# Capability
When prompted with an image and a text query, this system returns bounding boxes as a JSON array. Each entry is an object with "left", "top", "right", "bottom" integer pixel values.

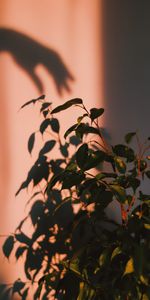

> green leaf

[
  {"left": 110, "top": 184, "right": 126, "bottom": 203},
  {"left": 2, "top": 235, "right": 15, "bottom": 259},
  {"left": 76, "top": 143, "right": 89, "bottom": 169},
  {"left": 90, "top": 108, "right": 104, "bottom": 121},
  {"left": 51, "top": 98, "right": 83, "bottom": 114},
  {"left": 114, "top": 157, "right": 126, "bottom": 174},
  {"left": 113, "top": 144, "right": 135, "bottom": 162},
  {"left": 77, "top": 113, "right": 88, "bottom": 124},
  {"left": 83, "top": 150, "right": 105, "bottom": 170},
  {"left": 20, "top": 95, "right": 45, "bottom": 109},
  {"left": 28, "top": 132, "right": 35, "bottom": 154},
  {"left": 75, "top": 123, "right": 100, "bottom": 139},
  {"left": 125, "top": 132, "right": 136, "bottom": 144}
]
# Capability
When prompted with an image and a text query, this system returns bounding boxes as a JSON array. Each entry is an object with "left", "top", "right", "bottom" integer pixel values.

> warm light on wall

[{"left": 0, "top": 0, "right": 103, "bottom": 288}]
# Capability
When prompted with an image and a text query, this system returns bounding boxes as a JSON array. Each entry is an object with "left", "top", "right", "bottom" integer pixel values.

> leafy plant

[{"left": 1, "top": 95, "right": 150, "bottom": 299}]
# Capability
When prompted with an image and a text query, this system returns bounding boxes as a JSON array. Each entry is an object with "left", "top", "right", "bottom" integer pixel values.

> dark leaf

[
  {"left": 28, "top": 132, "right": 35, "bottom": 154},
  {"left": 22, "top": 288, "right": 29, "bottom": 300},
  {"left": 13, "top": 280, "right": 25, "bottom": 294},
  {"left": 60, "top": 143, "right": 69, "bottom": 157},
  {"left": 125, "top": 132, "right": 136, "bottom": 144},
  {"left": 50, "top": 118, "right": 60, "bottom": 133},
  {"left": 127, "top": 176, "right": 140, "bottom": 192},
  {"left": 30, "top": 200, "right": 45, "bottom": 226},
  {"left": 40, "top": 102, "right": 51, "bottom": 112},
  {"left": 34, "top": 283, "right": 42, "bottom": 300},
  {"left": 114, "top": 157, "right": 126, "bottom": 174},
  {"left": 69, "top": 135, "right": 81, "bottom": 146},
  {"left": 76, "top": 143, "right": 89, "bottom": 169},
  {"left": 62, "top": 172, "right": 85, "bottom": 189},
  {"left": 46, "top": 172, "right": 64, "bottom": 191},
  {"left": 83, "top": 150, "right": 106, "bottom": 170},
  {"left": 40, "top": 119, "right": 50, "bottom": 134},
  {"left": 20, "top": 95, "right": 45, "bottom": 110},
  {"left": 64, "top": 124, "right": 78, "bottom": 139},
  {"left": 43, "top": 110, "right": 49, "bottom": 118},
  {"left": 110, "top": 184, "right": 126, "bottom": 203},
  {"left": 51, "top": 98, "right": 83, "bottom": 114},
  {"left": 75, "top": 123, "right": 100, "bottom": 139},
  {"left": 15, "top": 233, "right": 31, "bottom": 246},
  {"left": 15, "top": 246, "right": 27, "bottom": 260},
  {"left": 90, "top": 108, "right": 104, "bottom": 121},
  {"left": 2, "top": 235, "right": 15, "bottom": 259},
  {"left": 113, "top": 144, "right": 135, "bottom": 162},
  {"left": 39, "top": 140, "right": 56, "bottom": 156},
  {"left": 15, "top": 180, "right": 29, "bottom": 196}
]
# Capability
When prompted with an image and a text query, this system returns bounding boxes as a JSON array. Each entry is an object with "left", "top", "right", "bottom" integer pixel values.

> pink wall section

[{"left": 0, "top": 0, "right": 103, "bottom": 286}]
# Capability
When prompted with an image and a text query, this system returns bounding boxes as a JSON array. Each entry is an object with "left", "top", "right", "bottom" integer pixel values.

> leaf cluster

[{"left": 1, "top": 96, "right": 150, "bottom": 300}]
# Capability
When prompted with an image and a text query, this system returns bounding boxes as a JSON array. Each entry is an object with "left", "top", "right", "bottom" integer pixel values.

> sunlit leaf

[
  {"left": 114, "top": 157, "right": 126, "bottom": 174},
  {"left": 111, "top": 247, "right": 122, "bottom": 260},
  {"left": 123, "top": 258, "right": 134, "bottom": 276}
]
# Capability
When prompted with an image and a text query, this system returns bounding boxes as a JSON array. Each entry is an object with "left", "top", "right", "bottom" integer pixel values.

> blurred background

[{"left": 0, "top": 0, "right": 150, "bottom": 296}]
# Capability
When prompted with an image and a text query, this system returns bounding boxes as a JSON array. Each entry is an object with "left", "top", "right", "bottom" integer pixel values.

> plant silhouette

[
  {"left": 0, "top": 28, "right": 74, "bottom": 94},
  {"left": 1, "top": 96, "right": 150, "bottom": 299}
]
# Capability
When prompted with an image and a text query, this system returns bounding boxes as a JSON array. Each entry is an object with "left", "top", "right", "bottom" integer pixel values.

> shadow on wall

[
  {"left": 0, "top": 28, "right": 74, "bottom": 94},
  {"left": 102, "top": 0, "right": 150, "bottom": 142},
  {"left": 0, "top": 27, "right": 74, "bottom": 299},
  {"left": 0, "top": 26, "right": 74, "bottom": 211}
]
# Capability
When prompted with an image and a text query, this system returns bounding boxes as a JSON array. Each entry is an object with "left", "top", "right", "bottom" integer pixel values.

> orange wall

[{"left": 0, "top": 0, "right": 103, "bottom": 285}]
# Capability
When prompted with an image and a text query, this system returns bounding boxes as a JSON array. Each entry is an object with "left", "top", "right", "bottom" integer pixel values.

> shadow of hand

[{"left": 0, "top": 28, "right": 74, "bottom": 94}]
